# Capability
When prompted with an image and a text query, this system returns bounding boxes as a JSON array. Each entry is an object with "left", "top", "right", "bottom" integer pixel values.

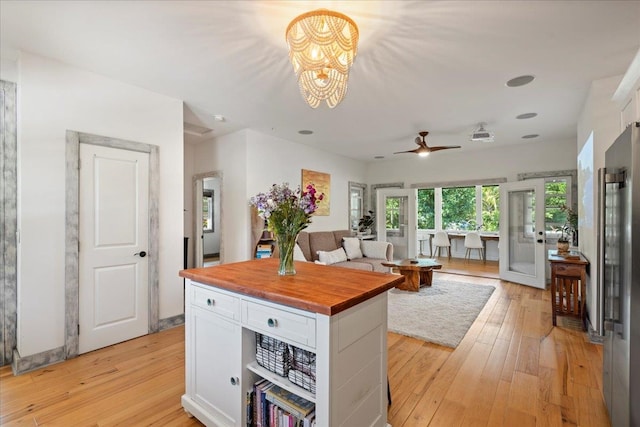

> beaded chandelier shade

[{"left": 286, "top": 9, "right": 359, "bottom": 108}]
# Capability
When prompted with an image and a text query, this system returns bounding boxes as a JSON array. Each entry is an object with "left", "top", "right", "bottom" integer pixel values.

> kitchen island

[{"left": 179, "top": 258, "right": 403, "bottom": 427}]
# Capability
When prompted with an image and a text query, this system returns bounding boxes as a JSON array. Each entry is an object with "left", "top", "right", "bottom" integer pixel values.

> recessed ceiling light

[
  {"left": 213, "top": 115, "right": 225, "bottom": 122},
  {"left": 374, "top": 156, "right": 384, "bottom": 159},
  {"left": 522, "top": 134, "right": 539, "bottom": 139},
  {"left": 298, "top": 130, "right": 313, "bottom": 135},
  {"left": 516, "top": 113, "right": 538, "bottom": 119},
  {"left": 506, "top": 75, "right": 535, "bottom": 87}
]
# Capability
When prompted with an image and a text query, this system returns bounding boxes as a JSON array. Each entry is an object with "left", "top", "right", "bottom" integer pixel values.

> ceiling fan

[{"left": 394, "top": 131, "right": 461, "bottom": 157}]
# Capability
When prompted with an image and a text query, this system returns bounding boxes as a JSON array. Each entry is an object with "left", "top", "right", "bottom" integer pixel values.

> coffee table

[{"left": 381, "top": 258, "right": 442, "bottom": 292}]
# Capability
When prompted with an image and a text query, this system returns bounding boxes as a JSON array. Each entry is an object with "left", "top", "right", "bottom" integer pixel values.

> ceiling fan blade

[
  {"left": 429, "top": 145, "right": 461, "bottom": 152},
  {"left": 394, "top": 148, "right": 421, "bottom": 154}
]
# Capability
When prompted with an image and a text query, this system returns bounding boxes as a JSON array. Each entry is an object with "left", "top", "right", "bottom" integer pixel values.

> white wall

[
  {"left": 366, "top": 139, "right": 577, "bottom": 185},
  {"left": 190, "top": 130, "right": 249, "bottom": 263},
  {"left": 16, "top": 52, "right": 184, "bottom": 357},
  {"left": 184, "top": 129, "right": 367, "bottom": 263},
  {"left": 577, "top": 74, "right": 625, "bottom": 331}
]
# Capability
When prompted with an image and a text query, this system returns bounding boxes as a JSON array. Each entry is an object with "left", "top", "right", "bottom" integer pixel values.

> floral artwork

[{"left": 301, "top": 169, "right": 330, "bottom": 216}]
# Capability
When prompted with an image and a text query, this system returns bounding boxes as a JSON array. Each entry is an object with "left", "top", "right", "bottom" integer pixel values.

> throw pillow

[
  {"left": 342, "top": 237, "right": 363, "bottom": 260},
  {"left": 293, "top": 243, "right": 306, "bottom": 261},
  {"left": 361, "top": 241, "right": 388, "bottom": 260},
  {"left": 317, "top": 247, "right": 348, "bottom": 265}
]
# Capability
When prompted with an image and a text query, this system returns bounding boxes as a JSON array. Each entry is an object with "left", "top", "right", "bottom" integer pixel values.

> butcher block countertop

[{"left": 179, "top": 258, "right": 404, "bottom": 316}]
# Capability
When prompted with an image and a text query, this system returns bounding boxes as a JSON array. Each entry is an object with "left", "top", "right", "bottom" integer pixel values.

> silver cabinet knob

[
  {"left": 206, "top": 298, "right": 214, "bottom": 306},
  {"left": 267, "top": 318, "right": 277, "bottom": 327},
  {"left": 230, "top": 377, "right": 239, "bottom": 386}
]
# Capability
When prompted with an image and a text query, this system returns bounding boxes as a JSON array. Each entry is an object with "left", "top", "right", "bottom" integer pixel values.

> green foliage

[
  {"left": 417, "top": 188, "right": 435, "bottom": 229},
  {"left": 442, "top": 186, "right": 476, "bottom": 229},
  {"left": 481, "top": 185, "right": 500, "bottom": 231}
]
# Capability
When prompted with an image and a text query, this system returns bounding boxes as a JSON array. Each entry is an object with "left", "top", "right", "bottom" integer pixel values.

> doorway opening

[{"left": 193, "top": 172, "right": 223, "bottom": 268}]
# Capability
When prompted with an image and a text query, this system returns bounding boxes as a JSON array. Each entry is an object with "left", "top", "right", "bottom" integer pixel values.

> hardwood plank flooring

[{"left": 0, "top": 260, "right": 608, "bottom": 426}]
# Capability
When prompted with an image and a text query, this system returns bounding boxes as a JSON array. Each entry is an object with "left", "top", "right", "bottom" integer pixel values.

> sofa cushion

[
  {"left": 332, "top": 260, "right": 373, "bottom": 271},
  {"left": 342, "top": 237, "right": 363, "bottom": 260},
  {"left": 296, "top": 232, "right": 312, "bottom": 261},
  {"left": 317, "top": 247, "right": 348, "bottom": 265},
  {"left": 308, "top": 231, "right": 340, "bottom": 261},
  {"left": 361, "top": 240, "right": 391, "bottom": 260},
  {"left": 350, "top": 257, "right": 389, "bottom": 273}
]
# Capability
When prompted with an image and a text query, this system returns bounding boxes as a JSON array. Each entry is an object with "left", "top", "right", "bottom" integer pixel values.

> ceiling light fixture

[{"left": 286, "top": 9, "right": 359, "bottom": 109}]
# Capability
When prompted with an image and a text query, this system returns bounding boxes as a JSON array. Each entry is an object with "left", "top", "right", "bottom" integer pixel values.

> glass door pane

[
  {"left": 376, "top": 188, "right": 417, "bottom": 260},
  {"left": 499, "top": 179, "right": 546, "bottom": 288}
]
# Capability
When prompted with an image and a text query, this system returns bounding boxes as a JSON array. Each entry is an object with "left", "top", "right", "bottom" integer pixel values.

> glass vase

[{"left": 276, "top": 233, "right": 297, "bottom": 276}]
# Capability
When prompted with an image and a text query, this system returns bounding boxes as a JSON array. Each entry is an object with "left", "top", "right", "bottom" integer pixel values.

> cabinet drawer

[
  {"left": 243, "top": 301, "right": 316, "bottom": 348},
  {"left": 192, "top": 285, "right": 240, "bottom": 321},
  {"left": 553, "top": 263, "right": 584, "bottom": 278}
]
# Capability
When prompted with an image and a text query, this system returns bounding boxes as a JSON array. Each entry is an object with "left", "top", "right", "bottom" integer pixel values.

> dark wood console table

[{"left": 548, "top": 250, "right": 588, "bottom": 329}]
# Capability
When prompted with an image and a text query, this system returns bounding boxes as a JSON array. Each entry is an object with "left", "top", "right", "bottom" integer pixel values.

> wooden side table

[{"left": 548, "top": 250, "right": 589, "bottom": 329}]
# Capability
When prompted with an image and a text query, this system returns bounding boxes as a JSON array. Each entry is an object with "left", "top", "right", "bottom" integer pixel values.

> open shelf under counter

[{"left": 246, "top": 360, "right": 316, "bottom": 403}]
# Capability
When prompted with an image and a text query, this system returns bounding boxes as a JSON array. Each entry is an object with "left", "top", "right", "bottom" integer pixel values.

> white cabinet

[
  {"left": 183, "top": 285, "right": 242, "bottom": 427},
  {"left": 182, "top": 278, "right": 390, "bottom": 427}
]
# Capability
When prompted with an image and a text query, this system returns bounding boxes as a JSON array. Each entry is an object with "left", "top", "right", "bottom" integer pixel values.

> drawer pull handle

[
  {"left": 206, "top": 298, "right": 214, "bottom": 306},
  {"left": 267, "top": 318, "right": 278, "bottom": 328},
  {"left": 230, "top": 376, "right": 239, "bottom": 386}
]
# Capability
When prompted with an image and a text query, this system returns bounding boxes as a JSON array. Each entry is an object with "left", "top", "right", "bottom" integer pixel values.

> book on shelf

[
  {"left": 253, "top": 379, "right": 275, "bottom": 427},
  {"left": 257, "top": 243, "right": 273, "bottom": 250},
  {"left": 265, "top": 384, "right": 315, "bottom": 420}
]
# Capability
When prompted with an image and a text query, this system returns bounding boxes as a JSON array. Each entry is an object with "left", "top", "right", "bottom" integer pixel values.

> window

[
  {"left": 417, "top": 188, "right": 435, "bottom": 229},
  {"left": 518, "top": 170, "right": 575, "bottom": 241},
  {"left": 442, "top": 186, "right": 476, "bottom": 230},
  {"left": 385, "top": 197, "right": 401, "bottom": 230},
  {"left": 481, "top": 185, "right": 500, "bottom": 232},
  {"left": 417, "top": 184, "right": 500, "bottom": 231},
  {"left": 203, "top": 190, "right": 213, "bottom": 232},
  {"left": 348, "top": 182, "right": 366, "bottom": 231},
  {"left": 545, "top": 177, "right": 570, "bottom": 239}
]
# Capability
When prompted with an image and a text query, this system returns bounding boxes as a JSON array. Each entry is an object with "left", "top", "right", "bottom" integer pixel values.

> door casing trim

[{"left": 64, "top": 130, "right": 159, "bottom": 359}]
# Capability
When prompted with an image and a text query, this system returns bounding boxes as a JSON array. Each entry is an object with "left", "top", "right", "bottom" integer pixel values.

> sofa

[{"left": 295, "top": 230, "right": 393, "bottom": 273}]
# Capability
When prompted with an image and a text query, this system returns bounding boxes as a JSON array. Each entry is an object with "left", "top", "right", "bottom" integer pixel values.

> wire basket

[
  {"left": 287, "top": 345, "right": 316, "bottom": 394},
  {"left": 255, "top": 333, "right": 289, "bottom": 377}
]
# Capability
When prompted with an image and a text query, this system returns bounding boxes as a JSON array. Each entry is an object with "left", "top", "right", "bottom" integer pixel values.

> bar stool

[{"left": 432, "top": 231, "right": 451, "bottom": 259}]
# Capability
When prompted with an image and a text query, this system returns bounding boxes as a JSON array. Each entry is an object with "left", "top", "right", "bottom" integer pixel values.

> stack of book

[
  {"left": 256, "top": 244, "right": 272, "bottom": 259},
  {"left": 248, "top": 380, "right": 316, "bottom": 427}
]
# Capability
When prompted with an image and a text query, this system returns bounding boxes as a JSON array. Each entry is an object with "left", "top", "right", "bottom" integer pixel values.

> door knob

[{"left": 134, "top": 251, "right": 147, "bottom": 257}]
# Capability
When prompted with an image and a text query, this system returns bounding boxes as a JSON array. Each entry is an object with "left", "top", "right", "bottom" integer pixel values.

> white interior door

[
  {"left": 376, "top": 188, "right": 417, "bottom": 260},
  {"left": 79, "top": 144, "right": 149, "bottom": 353},
  {"left": 499, "top": 179, "right": 546, "bottom": 288}
]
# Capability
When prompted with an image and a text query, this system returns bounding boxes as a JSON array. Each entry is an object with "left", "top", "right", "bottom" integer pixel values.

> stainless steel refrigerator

[{"left": 602, "top": 121, "right": 639, "bottom": 427}]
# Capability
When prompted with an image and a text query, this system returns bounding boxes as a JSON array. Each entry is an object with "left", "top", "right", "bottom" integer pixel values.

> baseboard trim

[
  {"left": 159, "top": 313, "right": 185, "bottom": 331},
  {"left": 9, "top": 315, "right": 184, "bottom": 376},
  {"left": 12, "top": 346, "right": 66, "bottom": 375}
]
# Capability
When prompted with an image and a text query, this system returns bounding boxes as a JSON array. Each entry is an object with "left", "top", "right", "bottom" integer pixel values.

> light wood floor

[{"left": 0, "top": 260, "right": 609, "bottom": 426}]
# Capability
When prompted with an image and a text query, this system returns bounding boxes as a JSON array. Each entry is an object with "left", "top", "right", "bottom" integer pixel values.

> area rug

[{"left": 387, "top": 279, "right": 495, "bottom": 348}]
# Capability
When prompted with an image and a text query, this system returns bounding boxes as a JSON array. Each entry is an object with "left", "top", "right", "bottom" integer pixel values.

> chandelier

[{"left": 285, "top": 9, "right": 359, "bottom": 108}]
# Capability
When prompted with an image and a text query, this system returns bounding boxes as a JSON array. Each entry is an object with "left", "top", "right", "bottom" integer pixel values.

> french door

[
  {"left": 499, "top": 179, "right": 546, "bottom": 288},
  {"left": 376, "top": 188, "right": 417, "bottom": 260}
]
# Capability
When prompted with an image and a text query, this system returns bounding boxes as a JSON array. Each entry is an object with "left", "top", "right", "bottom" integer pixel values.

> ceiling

[{"left": 1, "top": 1, "right": 639, "bottom": 161}]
